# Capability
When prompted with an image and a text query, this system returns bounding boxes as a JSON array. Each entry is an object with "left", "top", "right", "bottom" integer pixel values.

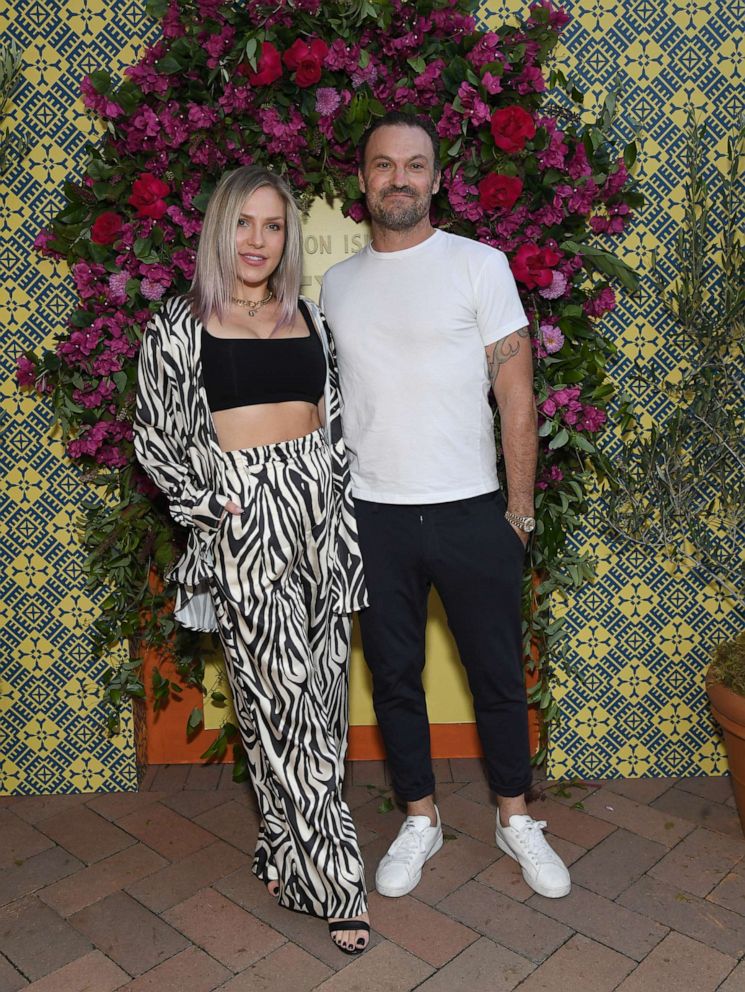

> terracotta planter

[{"left": 706, "top": 676, "right": 745, "bottom": 835}]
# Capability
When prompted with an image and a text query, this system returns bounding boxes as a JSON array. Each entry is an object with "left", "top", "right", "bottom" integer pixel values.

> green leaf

[
  {"left": 244, "top": 37, "right": 258, "bottom": 68},
  {"left": 132, "top": 237, "right": 152, "bottom": 260},
  {"left": 377, "top": 797, "right": 394, "bottom": 813},
  {"left": 538, "top": 419, "right": 553, "bottom": 437},
  {"left": 157, "top": 53, "right": 183, "bottom": 75},
  {"left": 88, "top": 70, "right": 111, "bottom": 95},
  {"left": 187, "top": 706, "right": 203, "bottom": 733},
  {"left": 232, "top": 747, "right": 249, "bottom": 782},
  {"left": 572, "top": 433, "right": 596, "bottom": 452},
  {"left": 146, "top": 0, "right": 169, "bottom": 18},
  {"left": 113, "top": 371, "right": 128, "bottom": 393},
  {"left": 623, "top": 141, "right": 637, "bottom": 170},
  {"left": 549, "top": 428, "right": 569, "bottom": 449},
  {"left": 192, "top": 191, "right": 213, "bottom": 213}
]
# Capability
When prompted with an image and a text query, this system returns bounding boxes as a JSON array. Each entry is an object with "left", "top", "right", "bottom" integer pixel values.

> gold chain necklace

[{"left": 230, "top": 290, "right": 273, "bottom": 316}]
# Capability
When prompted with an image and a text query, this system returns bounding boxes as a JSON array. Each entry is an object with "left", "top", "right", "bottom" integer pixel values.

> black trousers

[{"left": 354, "top": 490, "right": 533, "bottom": 801}]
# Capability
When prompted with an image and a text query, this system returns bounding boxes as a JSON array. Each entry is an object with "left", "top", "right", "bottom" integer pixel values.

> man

[{"left": 321, "top": 111, "right": 570, "bottom": 900}]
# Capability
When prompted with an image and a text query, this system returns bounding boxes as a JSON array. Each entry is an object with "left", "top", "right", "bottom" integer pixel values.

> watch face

[{"left": 523, "top": 518, "right": 536, "bottom": 532}]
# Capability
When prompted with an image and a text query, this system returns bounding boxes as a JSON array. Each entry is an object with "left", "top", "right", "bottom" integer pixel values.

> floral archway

[{"left": 19, "top": 0, "right": 639, "bottom": 757}]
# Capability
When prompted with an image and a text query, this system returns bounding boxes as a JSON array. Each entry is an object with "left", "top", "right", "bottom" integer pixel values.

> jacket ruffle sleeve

[{"left": 133, "top": 306, "right": 228, "bottom": 632}]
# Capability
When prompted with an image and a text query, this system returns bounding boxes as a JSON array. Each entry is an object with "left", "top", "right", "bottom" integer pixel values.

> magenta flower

[
  {"left": 436, "top": 104, "right": 463, "bottom": 138},
  {"left": 536, "top": 464, "right": 564, "bottom": 490},
  {"left": 604, "top": 161, "right": 629, "bottom": 197},
  {"left": 80, "top": 76, "right": 123, "bottom": 119},
  {"left": 447, "top": 172, "right": 483, "bottom": 222},
  {"left": 315, "top": 87, "right": 342, "bottom": 116},
  {"left": 107, "top": 272, "right": 129, "bottom": 306},
  {"left": 72, "top": 380, "right": 116, "bottom": 409},
  {"left": 467, "top": 32, "right": 503, "bottom": 70},
  {"left": 584, "top": 287, "right": 617, "bottom": 317},
  {"left": 72, "top": 261, "right": 107, "bottom": 300},
  {"left": 140, "top": 279, "right": 167, "bottom": 301},
  {"left": 16, "top": 354, "right": 37, "bottom": 388},
  {"left": 324, "top": 39, "right": 360, "bottom": 73},
  {"left": 457, "top": 83, "right": 490, "bottom": 127},
  {"left": 540, "top": 322, "right": 564, "bottom": 354},
  {"left": 578, "top": 405, "right": 607, "bottom": 432},
  {"left": 516, "top": 66, "right": 545, "bottom": 94},
  {"left": 528, "top": 0, "right": 571, "bottom": 29},
  {"left": 346, "top": 201, "right": 367, "bottom": 223},
  {"left": 538, "top": 270, "right": 568, "bottom": 299},
  {"left": 540, "top": 386, "right": 583, "bottom": 424},
  {"left": 567, "top": 143, "right": 592, "bottom": 179},
  {"left": 481, "top": 71, "right": 502, "bottom": 95},
  {"left": 202, "top": 25, "right": 236, "bottom": 68}
]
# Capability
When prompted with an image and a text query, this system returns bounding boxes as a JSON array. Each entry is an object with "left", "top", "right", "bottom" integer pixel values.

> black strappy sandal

[{"left": 328, "top": 919, "right": 370, "bottom": 955}]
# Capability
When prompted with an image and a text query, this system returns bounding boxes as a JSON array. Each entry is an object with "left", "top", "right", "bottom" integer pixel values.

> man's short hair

[{"left": 358, "top": 111, "right": 441, "bottom": 172}]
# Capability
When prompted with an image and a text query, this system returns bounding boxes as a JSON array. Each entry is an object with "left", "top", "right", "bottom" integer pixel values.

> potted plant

[{"left": 706, "top": 632, "right": 745, "bottom": 834}]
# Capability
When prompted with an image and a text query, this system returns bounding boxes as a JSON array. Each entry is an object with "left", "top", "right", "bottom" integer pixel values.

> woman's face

[{"left": 234, "top": 185, "right": 286, "bottom": 291}]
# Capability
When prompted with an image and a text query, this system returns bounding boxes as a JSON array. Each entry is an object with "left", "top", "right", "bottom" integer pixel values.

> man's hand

[{"left": 507, "top": 519, "right": 529, "bottom": 547}]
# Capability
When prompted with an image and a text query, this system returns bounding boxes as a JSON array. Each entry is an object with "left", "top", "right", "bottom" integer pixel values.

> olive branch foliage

[{"left": 606, "top": 115, "right": 744, "bottom": 605}]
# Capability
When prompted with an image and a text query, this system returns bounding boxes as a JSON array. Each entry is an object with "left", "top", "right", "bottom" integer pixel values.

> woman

[{"left": 134, "top": 166, "right": 370, "bottom": 954}]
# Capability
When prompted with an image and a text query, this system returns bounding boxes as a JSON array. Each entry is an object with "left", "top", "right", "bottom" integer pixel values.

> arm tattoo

[{"left": 487, "top": 327, "right": 528, "bottom": 389}]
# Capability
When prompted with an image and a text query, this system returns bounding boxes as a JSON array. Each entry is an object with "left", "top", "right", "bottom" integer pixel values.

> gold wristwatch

[{"left": 504, "top": 510, "right": 536, "bottom": 534}]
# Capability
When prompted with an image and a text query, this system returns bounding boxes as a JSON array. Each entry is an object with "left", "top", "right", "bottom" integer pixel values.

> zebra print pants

[{"left": 209, "top": 429, "right": 367, "bottom": 920}]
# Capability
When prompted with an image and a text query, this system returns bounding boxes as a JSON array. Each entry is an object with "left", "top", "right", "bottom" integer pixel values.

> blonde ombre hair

[{"left": 189, "top": 166, "right": 302, "bottom": 330}]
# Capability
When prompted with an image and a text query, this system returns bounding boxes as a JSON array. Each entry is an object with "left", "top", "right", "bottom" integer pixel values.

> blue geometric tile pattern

[{"left": 0, "top": 1, "right": 158, "bottom": 795}]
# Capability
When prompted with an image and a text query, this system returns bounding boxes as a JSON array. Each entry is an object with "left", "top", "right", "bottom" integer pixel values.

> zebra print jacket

[{"left": 134, "top": 294, "right": 368, "bottom": 631}]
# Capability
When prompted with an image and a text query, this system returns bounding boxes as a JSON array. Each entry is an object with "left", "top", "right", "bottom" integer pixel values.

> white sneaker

[
  {"left": 375, "top": 808, "right": 443, "bottom": 897},
  {"left": 495, "top": 811, "right": 571, "bottom": 898}
]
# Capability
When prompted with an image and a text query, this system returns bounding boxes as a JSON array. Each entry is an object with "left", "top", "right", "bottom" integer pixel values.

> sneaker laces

[
  {"left": 514, "top": 818, "right": 551, "bottom": 865},
  {"left": 387, "top": 820, "right": 430, "bottom": 865}
]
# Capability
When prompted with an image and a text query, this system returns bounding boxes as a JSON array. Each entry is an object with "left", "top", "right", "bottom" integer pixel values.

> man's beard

[{"left": 367, "top": 186, "right": 431, "bottom": 232}]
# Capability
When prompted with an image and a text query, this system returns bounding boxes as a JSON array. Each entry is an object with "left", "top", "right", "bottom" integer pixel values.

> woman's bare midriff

[{"left": 212, "top": 400, "right": 323, "bottom": 451}]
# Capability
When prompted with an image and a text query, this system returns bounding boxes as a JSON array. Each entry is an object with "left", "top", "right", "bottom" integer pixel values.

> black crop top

[{"left": 201, "top": 301, "right": 326, "bottom": 412}]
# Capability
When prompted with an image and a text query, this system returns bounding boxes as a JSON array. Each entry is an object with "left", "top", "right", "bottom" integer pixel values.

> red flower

[
  {"left": 238, "top": 41, "right": 283, "bottom": 86},
  {"left": 90, "top": 211, "right": 124, "bottom": 245},
  {"left": 510, "top": 243, "right": 562, "bottom": 289},
  {"left": 477, "top": 173, "right": 523, "bottom": 212},
  {"left": 128, "top": 173, "right": 170, "bottom": 219},
  {"left": 283, "top": 38, "right": 328, "bottom": 88},
  {"left": 490, "top": 105, "right": 536, "bottom": 154}
]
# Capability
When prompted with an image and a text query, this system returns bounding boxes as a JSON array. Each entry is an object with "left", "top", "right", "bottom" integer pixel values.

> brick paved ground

[{"left": 1, "top": 763, "right": 744, "bottom": 991}]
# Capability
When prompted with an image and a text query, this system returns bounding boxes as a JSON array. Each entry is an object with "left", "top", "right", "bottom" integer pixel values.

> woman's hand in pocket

[{"left": 223, "top": 499, "right": 243, "bottom": 516}]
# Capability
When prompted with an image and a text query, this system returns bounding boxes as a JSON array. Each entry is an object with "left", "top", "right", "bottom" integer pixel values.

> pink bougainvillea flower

[
  {"left": 584, "top": 286, "right": 617, "bottom": 317},
  {"left": 481, "top": 71, "right": 502, "bottom": 95},
  {"left": 536, "top": 464, "right": 564, "bottom": 490},
  {"left": 578, "top": 405, "right": 607, "bottom": 432},
  {"left": 16, "top": 354, "right": 37, "bottom": 388},
  {"left": 490, "top": 105, "right": 536, "bottom": 153}
]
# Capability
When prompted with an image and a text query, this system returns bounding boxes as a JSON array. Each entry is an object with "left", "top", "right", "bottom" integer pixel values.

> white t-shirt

[{"left": 320, "top": 229, "right": 528, "bottom": 504}]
